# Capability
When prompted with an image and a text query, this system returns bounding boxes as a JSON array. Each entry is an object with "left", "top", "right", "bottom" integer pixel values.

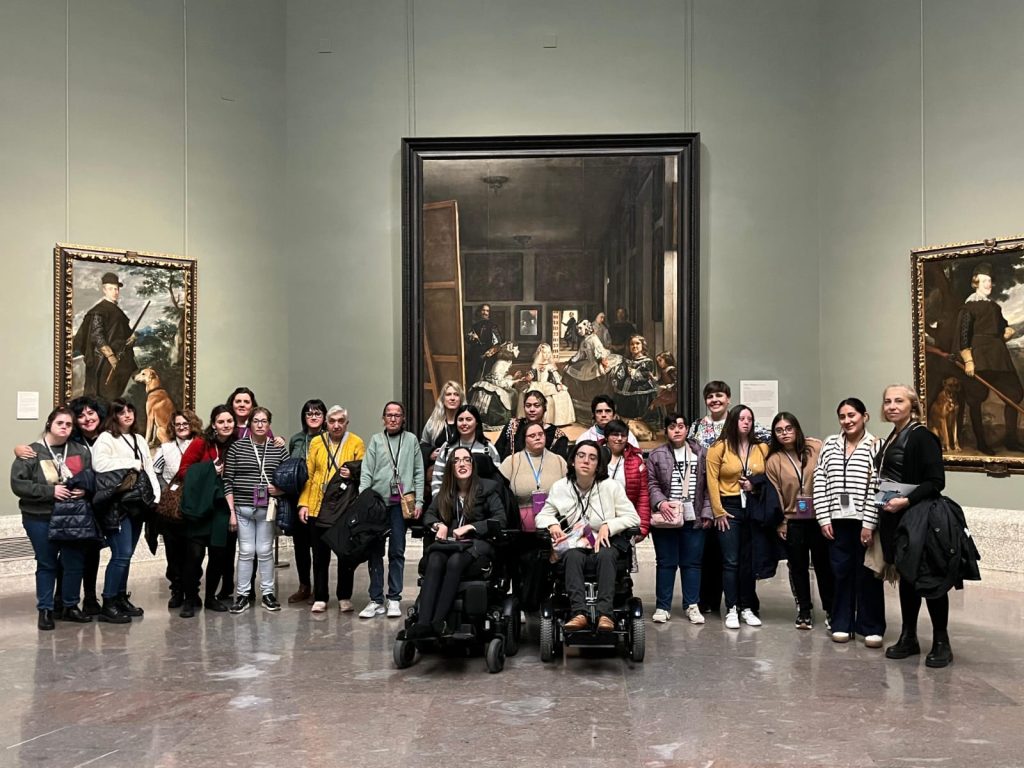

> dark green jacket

[{"left": 181, "top": 461, "right": 230, "bottom": 547}]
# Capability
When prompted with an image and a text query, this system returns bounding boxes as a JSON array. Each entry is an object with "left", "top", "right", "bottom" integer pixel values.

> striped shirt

[
  {"left": 812, "top": 431, "right": 879, "bottom": 529},
  {"left": 223, "top": 436, "right": 288, "bottom": 504},
  {"left": 668, "top": 445, "right": 698, "bottom": 501}
]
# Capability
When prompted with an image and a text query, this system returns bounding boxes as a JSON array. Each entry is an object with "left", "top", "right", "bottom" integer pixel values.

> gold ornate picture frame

[
  {"left": 54, "top": 243, "right": 197, "bottom": 447},
  {"left": 912, "top": 235, "right": 1024, "bottom": 474}
]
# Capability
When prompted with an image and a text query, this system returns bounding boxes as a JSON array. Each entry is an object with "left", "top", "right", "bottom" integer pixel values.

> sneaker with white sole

[
  {"left": 831, "top": 631, "right": 851, "bottom": 643},
  {"left": 311, "top": 601, "right": 327, "bottom": 613},
  {"left": 652, "top": 608, "right": 670, "bottom": 623},
  {"left": 686, "top": 604, "right": 706, "bottom": 625},
  {"left": 359, "top": 602, "right": 385, "bottom": 619},
  {"left": 725, "top": 606, "right": 740, "bottom": 629},
  {"left": 338, "top": 600, "right": 354, "bottom": 613},
  {"left": 386, "top": 599, "right": 402, "bottom": 618},
  {"left": 740, "top": 608, "right": 762, "bottom": 627},
  {"left": 864, "top": 634, "right": 883, "bottom": 648}
]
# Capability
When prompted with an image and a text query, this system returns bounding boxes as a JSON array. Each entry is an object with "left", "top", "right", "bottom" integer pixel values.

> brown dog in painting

[
  {"left": 929, "top": 376, "right": 962, "bottom": 452},
  {"left": 133, "top": 367, "right": 176, "bottom": 446}
]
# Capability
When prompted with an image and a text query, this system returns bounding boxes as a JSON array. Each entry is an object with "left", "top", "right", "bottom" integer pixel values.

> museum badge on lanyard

[
  {"left": 785, "top": 451, "right": 815, "bottom": 519},
  {"left": 385, "top": 432, "right": 405, "bottom": 501},
  {"left": 739, "top": 444, "right": 752, "bottom": 509},
  {"left": 673, "top": 446, "right": 697, "bottom": 522},
  {"left": 524, "top": 451, "right": 548, "bottom": 532},
  {"left": 837, "top": 437, "right": 870, "bottom": 518},
  {"left": 251, "top": 438, "right": 270, "bottom": 507}
]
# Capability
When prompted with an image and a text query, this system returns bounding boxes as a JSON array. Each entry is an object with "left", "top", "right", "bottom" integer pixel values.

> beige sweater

[{"left": 499, "top": 449, "right": 567, "bottom": 506}]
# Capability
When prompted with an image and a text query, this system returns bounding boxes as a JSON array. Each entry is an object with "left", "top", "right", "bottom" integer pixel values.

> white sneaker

[
  {"left": 741, "top": 608, "right": 762, "bottom": 627},
  {"left": 358, "top": 602, "right": 385, "bottom": 619},
  {"left": 310, "top": 601, "right": 327, "bottom": 613},
  {"left": 725, "top": 607, "right": 740, "bottom": 629},
  {"left": 386, "top": 599, "right": 402, "bottom": 618},
  {"left": 864, "top": 634, "right": 883, "bottom": 648},
  {"left": 831, "top": 631, "right": 851, "bottom": 643},
  {"left": 652, "top": 609, "right": 670, "bottom": 623},
  {"left": 338, "top": 600, "right": 354, "bottom": 613},
  {"left": 686, "top": 605, "right": 706, "bottom": 625}
]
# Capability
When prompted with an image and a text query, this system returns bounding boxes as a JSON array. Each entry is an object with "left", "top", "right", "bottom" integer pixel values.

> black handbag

[{"left": 120, "top": 470, "right": 156, "bottom": 517}]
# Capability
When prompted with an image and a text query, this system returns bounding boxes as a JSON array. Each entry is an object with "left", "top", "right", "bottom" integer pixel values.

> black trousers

[
  {"left": 184, "top": 536, "right": 228, "bottom": 601},
  {"left": 785, "top": 518, "right": 835, "bottom": 614},
  {"left": 162, "top": 521, "right": 189, "bottom": 593},
  {"left": 416, "top": 549, "right": 481, "bottom": 626},
  {"left": 291, "top": 516, "right": 313, "bottom": 588},
  {"left": 310, "top": 525, "right": 354, "bottom": 603},
  {"left": 219, "top": 530, "right": 237, "bottom": 596},
  {"left": 699, "top": 528, "right": 723, "bottom": 612},
  {"left": 563, "top": 546, "right": 619, "bottom": 617}
]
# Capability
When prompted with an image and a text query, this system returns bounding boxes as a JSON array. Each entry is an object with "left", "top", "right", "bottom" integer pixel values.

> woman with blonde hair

[{"left": 873, "top": 384, "right": 951, "bottom": 667}]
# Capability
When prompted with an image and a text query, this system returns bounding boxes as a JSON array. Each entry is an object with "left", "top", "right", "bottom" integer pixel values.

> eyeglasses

[
  {"left": 384, "top": 413, "right": 404, "bottom": 420},
  {"left": 452, "top": 457, "right": 474, "bottom": 465},
  {"left": 304, "top": 410, "right": 324, "bottom": 418},
  {"left": 774, "top": 425, "right": 795, "bottom": 435},
  {"left": 174, "top": 422, "right": 190, "bottom": 429},
  {"left": 251, "top": 418, "right": 269, "bottom": 425}
]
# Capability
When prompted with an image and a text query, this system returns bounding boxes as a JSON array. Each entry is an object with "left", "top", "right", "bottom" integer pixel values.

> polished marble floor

[{"left": 1, "top": 560, "right": 1021, "bottom": 768}]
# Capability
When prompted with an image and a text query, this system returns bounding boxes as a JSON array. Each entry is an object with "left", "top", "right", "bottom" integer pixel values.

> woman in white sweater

[
  {"left": 534, "top": 439, "right": 640, "bottom": 632},
  {"left": 92, "top": 398, "right": 160, "bottom": 623}
]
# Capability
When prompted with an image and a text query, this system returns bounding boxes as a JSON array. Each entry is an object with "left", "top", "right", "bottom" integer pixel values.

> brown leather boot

[
  {"left": 287, "top": 584, "right": 311, "bottom": 604},
  {"left": 564, "top": 614, "right": 589, "bottom": 631},
  {"left": 597, "top": 615, "right": 615, "bottom": 631}
]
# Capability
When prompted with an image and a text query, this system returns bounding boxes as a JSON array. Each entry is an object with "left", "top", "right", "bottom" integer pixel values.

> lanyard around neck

[
  {"left": 524, "top": 450, "right": 545, "bottom": 489},
  {"left": 782, "top": 450, "right": 806, "bottom": 493},
  {"left": 249, "top": 437, "right": 269, "bottom": 483}
]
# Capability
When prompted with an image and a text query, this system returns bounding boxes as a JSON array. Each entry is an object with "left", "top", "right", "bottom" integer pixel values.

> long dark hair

[
  {"left": 203, "top": 404, "right": 238, "bottom": 446},
  {"left": 768, "top": 411, "right": 809, "bottom": 463},
  {"left": 103, "top": 398, "right": 138, "bottom": 437},
  {"left": 716, "top": 404, "right": 760, "bottom": 456},
  {"left": 300, "top": 399, "right": 327, "bottom": 433},
  {"left": 454, "top": 404, "right": 488, "bottom": 445},
  {"left": 435, "top": 446, "right": 479, "bottom": 525},
  {"left": 567, "top": 439, "right": 609, "bottom": 484}
]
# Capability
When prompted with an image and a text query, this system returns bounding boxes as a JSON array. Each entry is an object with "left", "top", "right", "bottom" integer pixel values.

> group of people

[{"left": 12, "top": 375, "right": 963, "bottom": 669}]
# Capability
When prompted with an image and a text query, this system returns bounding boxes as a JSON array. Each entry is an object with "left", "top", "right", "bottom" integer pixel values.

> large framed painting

[
  {"left": 54, "top": 243, "right": 197, "bottom": 447},
  {"left": 403, "top": 134, "right": 700, "bottom": 438},
  {"left": 913, "top": 235, "right": 1024, "bottom": 474}
]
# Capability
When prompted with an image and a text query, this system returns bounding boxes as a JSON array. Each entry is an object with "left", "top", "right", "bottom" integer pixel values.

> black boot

[
  {"left": 116, "top": 593, "right": 144, "bottom": 617},
  {"left": 58, "top": 604, "right": 92, "bottom": 623},
  {"left": 37, "top": 609, "right": 55, "bottom": 631},
  {"left": 97, "top": 597, "right": 131, "bottom": 624},
  {"left": 179, "top": 596, "right": 198, "bottom": 619},
  {"left": 168, "top": 590, "right": 185, "bottom": 609},
  {"left": 204, "top": 595, "right": 227, "bottom": 613},
  {"left": 885, "top": 629, "right": 921, "bottom": 659},
  {"left": 83, "top": 595, "right": 101, "bottom": 616},
  {"left": 925, "top": 632, "right": 954, "bottom": 668}
]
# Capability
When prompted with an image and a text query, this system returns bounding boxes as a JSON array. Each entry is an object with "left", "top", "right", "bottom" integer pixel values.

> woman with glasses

[
  {"left": 706, "top": 404, "right": 769, "bottom": 629},
  {"left": 286, "top": 398, "right": 327, "bottom": 604},
  {"left": 413, "top": 447, "right": 506, "bottom": 637},
  {"left": 153, "top": 409, "right": 202, "bottom": 610},
  {"left": 535, "top": 440, "right": 640, "bottom": 632},
  {"left": 224, "top": 407, "right": 289, "bottom": 613},
  {"left": 766, "top": 412, "right": 832, "bottom": 631}
]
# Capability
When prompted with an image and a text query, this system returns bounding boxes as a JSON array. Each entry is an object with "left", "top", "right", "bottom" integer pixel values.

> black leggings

[
  {"left": 184, "top": 536, "right": 229, "bottom": 601},
  {"left": 898, "top": 578, "right": 949, "bottom": 635},
  {"left": 416, "top": 549, "right": 481, "bottom": 626},
  {"left": 311, "top": 525, "right": 355, "bottom": 602}
]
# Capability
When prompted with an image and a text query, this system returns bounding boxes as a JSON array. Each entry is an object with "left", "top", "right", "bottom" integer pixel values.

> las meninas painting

[
  {"left": 54, "top": 244, "right": 197, "bottom": 447},
  {"left": 914, "top": 236, "right": 1024, "bottom": 472}
]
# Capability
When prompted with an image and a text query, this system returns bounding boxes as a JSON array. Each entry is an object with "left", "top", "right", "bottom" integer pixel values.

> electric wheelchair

[{"left": 538, "top": 527, "right": 645, "bottom": 663}]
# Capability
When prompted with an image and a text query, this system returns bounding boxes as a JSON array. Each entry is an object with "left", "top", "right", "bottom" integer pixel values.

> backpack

[{"left": 322, "top": 488, "right": 390, "bottom": 564}]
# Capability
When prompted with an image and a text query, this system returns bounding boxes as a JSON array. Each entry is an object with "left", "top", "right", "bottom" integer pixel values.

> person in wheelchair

[
  {"left": 410, "top": 446, "right": 507, "bottom": 638},
  {"left": 535, "top": 440, "right": 640, "bottom": 632}
]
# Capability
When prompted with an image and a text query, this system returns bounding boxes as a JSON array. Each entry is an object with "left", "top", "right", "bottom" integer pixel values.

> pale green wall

[
  {"left": 818, "top": 0, "right": 1024, "bottom": 508},
  {"left": 0, "top": 0, "right": 288, "bottom": 512}
]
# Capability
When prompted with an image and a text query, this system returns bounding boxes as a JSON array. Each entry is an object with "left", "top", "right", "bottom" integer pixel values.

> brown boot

[
  {"left": 287, "top": 585, "right": 311, "bottom": 604},
  {"left": 564, "top": 614, "right": 589, "bottom": 631},
  {"left": 597, "top": 615, "right": 614, "bottom": 631}
]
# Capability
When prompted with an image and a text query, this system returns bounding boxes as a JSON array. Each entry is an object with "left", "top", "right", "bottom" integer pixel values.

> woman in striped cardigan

[{"left": 812, "top": 397, "right": 884, "bottom": 647}]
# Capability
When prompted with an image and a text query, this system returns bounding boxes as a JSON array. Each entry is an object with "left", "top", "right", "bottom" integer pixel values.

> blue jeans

[
  {"left": 235, "top": 505, "right": 275, "bottom": 596},
  {"left": 23, "top": 517, "right": 86, "bottom": 610},
  {"left": 830, "top": 520, "right": 885, "bottom": 636},
  {"left": 716, "top": 495, "right": 758, "bottom": 613},
  {"left": 103, "top": 516, "right": 142, "bottom": 599},
  {"left": 651, "top": 522, "right": 705, "bottom": 610},
  {"left": 369, "top": 504, "right": 406, "bottom": 603}
]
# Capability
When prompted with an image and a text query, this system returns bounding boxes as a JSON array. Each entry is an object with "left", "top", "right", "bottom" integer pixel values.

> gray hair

[{"left": 326, "top": 405, "right": 348, "bottom": 420}]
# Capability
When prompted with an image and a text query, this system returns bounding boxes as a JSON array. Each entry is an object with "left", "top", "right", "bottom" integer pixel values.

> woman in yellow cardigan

[
  {"left": 298, "top": 405, "right": 365, "bottom": 613},
  {"left": 706, "top": 404, "right": 769, "bottom": 630}
]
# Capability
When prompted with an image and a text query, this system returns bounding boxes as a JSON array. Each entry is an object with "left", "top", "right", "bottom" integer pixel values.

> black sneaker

[
  {"left": 795, "top": 611, "right": 813, "bottom": 630},
  {"left": 261, "top": 594, "right": 282, "bottom": 612},
  {"left": 824, "top": 613, "right": 832, "bottom": 632},
  {"left": 168, "top": 591, "right": 185, "bottom": 609},
  {"left": 229, "top": 595, "right": 250, "bottom": 614},
  {"left": 204, "top": 597, "right": 228, "bottom": 613}
]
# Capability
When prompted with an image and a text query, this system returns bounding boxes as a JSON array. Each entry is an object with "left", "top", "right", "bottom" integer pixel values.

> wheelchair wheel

[
  {"left": 539, "top": 616, "right": 556, "bottom": 663},
  {"left": 485, "top": 636, "right": 506, "bottom": 673},
  {"left": 393, "top": 638, "right": 416, "bottom": 669},
  {"left": 629, "top": 617, "right": 645, "bottom": 662}
]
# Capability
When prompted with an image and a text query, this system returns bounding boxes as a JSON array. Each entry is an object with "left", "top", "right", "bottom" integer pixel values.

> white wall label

[
  {"left": 740, "top": 380, "right": 778, "bottom": 427},
  {"left": 16, "top": 391, "right": 39, "bottom": 420}
]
